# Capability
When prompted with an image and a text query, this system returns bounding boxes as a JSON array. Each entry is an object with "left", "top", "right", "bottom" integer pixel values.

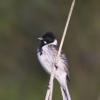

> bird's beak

[{"left": 38, "top": 37, "right": 43, "bottom": 40}]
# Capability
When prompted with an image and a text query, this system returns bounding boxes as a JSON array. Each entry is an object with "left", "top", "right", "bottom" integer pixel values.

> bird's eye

[{"left": 44, "top": 41, "right": 47, "bottom": 44}]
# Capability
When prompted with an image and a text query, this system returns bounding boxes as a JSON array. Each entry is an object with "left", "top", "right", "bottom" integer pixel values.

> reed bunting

[{"left": 37, "top": 32, "right": 71, "bottom": 100}]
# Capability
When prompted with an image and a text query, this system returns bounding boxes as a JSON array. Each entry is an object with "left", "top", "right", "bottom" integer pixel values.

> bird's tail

[
  {"left": 56, "top": 72, "right": 71, "bottom": 100},
  {"left": 60, "top": 83, "right": 71, "bottom": 100}
]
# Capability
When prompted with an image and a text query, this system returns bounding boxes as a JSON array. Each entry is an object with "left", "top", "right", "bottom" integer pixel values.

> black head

[
  {"left": 42, "top": 32, "right": 56, "bottom": 43},
  {"left": 38, "top": 32, "right": 56, "bottom": 46}
]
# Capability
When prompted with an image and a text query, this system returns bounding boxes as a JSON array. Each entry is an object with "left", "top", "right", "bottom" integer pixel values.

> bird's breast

[{"left": 37, "top": 45, "right": 68, "bottom": 75}]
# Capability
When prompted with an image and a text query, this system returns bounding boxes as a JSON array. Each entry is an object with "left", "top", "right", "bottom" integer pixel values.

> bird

[{"left": 37, "top": 32, "right": 71, "bottom": 100}]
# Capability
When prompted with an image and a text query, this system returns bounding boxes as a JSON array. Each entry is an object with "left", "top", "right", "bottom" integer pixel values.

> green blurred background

[{"left": 0, "top": 0, "right": 100, "bottom": 100}]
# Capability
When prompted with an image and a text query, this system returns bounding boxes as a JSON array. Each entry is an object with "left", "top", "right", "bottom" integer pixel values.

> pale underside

[{"left": 37, "top": 44, "right": 69, "bottom": 82}]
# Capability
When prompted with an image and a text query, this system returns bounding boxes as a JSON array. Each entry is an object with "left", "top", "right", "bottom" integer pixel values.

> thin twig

[
  {"left": 45, "top": 0, "right": 75, "bottom": 100},
  {"left": 49, "top": 71, "right": 54, "bottom": 100},
  {"left": 58, "top": 0, "right": 75, "bottom": 56},
  {"left": 45, "top": 68, "right": 55, "bottom": 100}
]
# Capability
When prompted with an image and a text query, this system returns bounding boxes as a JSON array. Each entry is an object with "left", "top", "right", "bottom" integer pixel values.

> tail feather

[
  {"left": 60, "top": 83, "right": 71, "bottom": 100},
  {"left": 55, "top": 71, "right": 71, "bottom": 100}
]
